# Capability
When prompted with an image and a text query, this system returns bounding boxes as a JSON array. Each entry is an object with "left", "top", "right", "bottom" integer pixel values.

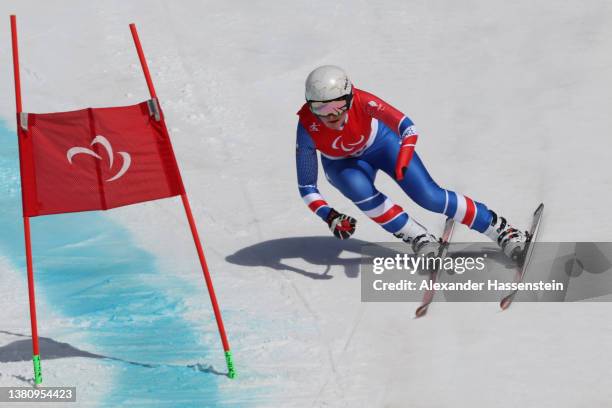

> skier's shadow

[{"left": 226, "top": 236, "right": 399, "bottom": 279}]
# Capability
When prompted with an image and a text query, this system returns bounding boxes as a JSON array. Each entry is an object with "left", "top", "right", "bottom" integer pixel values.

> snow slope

[{"left": 1, "top": 1, "right": 612, "bottom": 407}]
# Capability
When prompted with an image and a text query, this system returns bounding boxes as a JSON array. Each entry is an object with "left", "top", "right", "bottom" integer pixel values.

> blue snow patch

[{"left": 0, "top": 122, "right": 235, "bottom": 407}]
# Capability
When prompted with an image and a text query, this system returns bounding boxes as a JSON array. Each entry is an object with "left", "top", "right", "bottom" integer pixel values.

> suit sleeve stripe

[{"left": 308, "top": 200, "right": 328, "bottom": 212}]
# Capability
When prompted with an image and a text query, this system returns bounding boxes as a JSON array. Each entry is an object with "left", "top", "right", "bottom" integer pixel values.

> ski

[
  {"left": 500, "top": 203, "right": 545, "bottom": 310},
  {"left": 415, "top": 218, "right": 455, "bottom": 318}
]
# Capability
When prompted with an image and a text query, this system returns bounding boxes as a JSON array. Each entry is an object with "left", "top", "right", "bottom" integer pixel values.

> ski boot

[
  {"left": 394, "top": 231, "right": 441, "bottom": 257},
  {"left": 485, "top": 210, "right": 528, "bottom": 261},
  {"left": 395, "top": 231, "right": 441, "bottom": 274}
]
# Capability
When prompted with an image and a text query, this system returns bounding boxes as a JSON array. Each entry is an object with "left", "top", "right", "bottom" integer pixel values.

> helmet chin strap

[{"left": 338, "top": 113, "right": 348, "bottom": 129}]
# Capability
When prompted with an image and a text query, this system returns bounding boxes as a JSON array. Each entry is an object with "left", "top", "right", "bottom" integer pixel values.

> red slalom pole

[
  {"left": 129, "top": 23, "right": 236, "bottom": 379},
  {"left": 10, "top": 15, "right": 43, "bottom": 386}
]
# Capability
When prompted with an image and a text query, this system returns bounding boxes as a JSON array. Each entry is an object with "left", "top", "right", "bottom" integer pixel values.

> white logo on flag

[{"left": 66, "top": 135, "right": 132, "bottom": 182}]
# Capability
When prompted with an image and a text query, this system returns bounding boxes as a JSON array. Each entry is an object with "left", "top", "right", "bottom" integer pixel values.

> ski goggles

[{"left": 308, "top": 94, "right": 353, "bottom": 117}]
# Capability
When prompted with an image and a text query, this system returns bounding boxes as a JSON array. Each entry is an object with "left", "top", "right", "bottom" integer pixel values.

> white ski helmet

[{"left": 305, "top": 65, "right": 353, "bottom": 102}]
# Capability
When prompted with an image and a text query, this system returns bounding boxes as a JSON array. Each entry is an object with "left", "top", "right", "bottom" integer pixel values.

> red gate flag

[
  {"left": 10, "top": 16, "right": 236, "bottom": 384},
  {"left": 17, "top": 99, "right": 185, "bottom": 217}
]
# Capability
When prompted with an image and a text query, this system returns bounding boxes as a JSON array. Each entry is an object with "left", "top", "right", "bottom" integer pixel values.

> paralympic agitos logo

[
  {"left": 66, "top": 135, "right": 132, "bottom": 182},
  {"left": 332, "top": 134, "right": 365, "bottom": 152}
]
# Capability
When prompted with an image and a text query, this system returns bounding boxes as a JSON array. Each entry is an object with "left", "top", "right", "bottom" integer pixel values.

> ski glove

[
  {"left": 395, "top": 134, "right": 418, "bottom": 181},
  {"left": 326, "top": 208, "right": 357, "bottom": 240}
]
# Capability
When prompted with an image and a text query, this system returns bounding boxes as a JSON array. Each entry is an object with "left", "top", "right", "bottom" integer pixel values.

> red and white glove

[
  {"left": 326, "top": 208, "right": 357, "bottom": 240},
  {"left": 395, "top": 134, "right": 418, "bottom": 181}
]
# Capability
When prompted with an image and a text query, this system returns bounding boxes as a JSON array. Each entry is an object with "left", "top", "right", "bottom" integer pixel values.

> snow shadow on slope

[
  {"left": 226, "top": 236, "right": 399, "bottom": 279},
  {"left": 0, "top": 330, "right": 174, "bottom": 371},
  {"left": 0, "top": 330, "right": 103, "bottom": 362}
]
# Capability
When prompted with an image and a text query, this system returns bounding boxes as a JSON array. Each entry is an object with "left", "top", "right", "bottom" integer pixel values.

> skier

[{"left": 296, "top": 65, "right": 527, "bottom": 259}]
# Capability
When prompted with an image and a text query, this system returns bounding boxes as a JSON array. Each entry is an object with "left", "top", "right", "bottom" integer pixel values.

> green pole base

[
  {"left": 224, "top": 350, "right": 236, "bottom": 379},
  {"left": 32, "top": 355, "right": 42, "bottom": 385}
]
